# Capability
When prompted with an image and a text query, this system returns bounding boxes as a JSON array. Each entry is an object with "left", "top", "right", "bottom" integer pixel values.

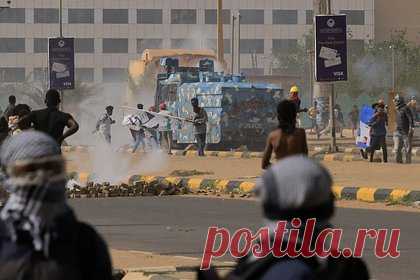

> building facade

[
  {"left": 0, "top": 0, "right": 374, "bottom": 84},
  {"left": 375, "top": 0, "right": 420, "bottom": 44}
]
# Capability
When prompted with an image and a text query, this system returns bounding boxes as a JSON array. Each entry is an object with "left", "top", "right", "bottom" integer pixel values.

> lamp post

[
  {"left": 216, "top": 0, "right": 224, "bottom": 64},
  {"left": 59, "top": 0, "right": 63, "bottom": 38},
  {"left": 237, "top": 12, "right": 241, "bottom": 74},
  {"left": 231, "top": 14, "right": 236, "bottom": 74},
  {"left": 58, "top": 0, "right": 64, "bottom": 110},
  {"left": 390, "top": 45, "right": 396, "bottom": 91}
]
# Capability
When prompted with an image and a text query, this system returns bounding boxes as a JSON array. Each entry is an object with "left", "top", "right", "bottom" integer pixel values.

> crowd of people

[
  {"left": 0, "top": 90, "right": 79, "bottom": 147},
  {"left": 0, "top": 87, "right": 372, "bottom": 280},
  {"left": 0, "top": 86, "right": 418, "bottom": 279},
  {"left": 358, "top": 95, "right": 416, "bottom": 164},
  {"left": 94, "top": 97, "right": 208, "bottom": 156}
]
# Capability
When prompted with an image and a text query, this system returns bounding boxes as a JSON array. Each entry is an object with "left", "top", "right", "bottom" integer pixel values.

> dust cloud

[{"left": 64, "top": 82, "right": 167, "bottom": 184}]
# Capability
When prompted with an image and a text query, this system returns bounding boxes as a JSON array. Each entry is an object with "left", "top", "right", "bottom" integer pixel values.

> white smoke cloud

[
  {"left": 63, "top": 80, "right": 168, "bottom": 184},
  {"left": 352, "top": 54, "right": 391, "bottom": 93}
]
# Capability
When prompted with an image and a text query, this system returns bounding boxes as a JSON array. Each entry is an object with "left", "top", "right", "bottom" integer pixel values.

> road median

[{"left": 66, "top": 173, "right": 420, "bottom": 205}]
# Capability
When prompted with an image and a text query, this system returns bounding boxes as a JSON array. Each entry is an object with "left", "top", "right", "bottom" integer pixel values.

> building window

[
  {"left": 205, "top": 39, "right": 231, "bottom": 54},
  {"left": 340, "top": 10, "right": 365, "bottom": 25},
  {"left": 68, "top": 9, "right": 94, "bottom": 24},
  {"left": 0, "top": 68, "right": 25, "bottom": 82},
  {"left": 103, "top": 9, "right": 128, "bottom": 24},
  {"left": 76, "top": 68, "right": 94, "bottom": 82},
  {"left": 137, "top": 9, "right": 162, "bottom": 24},
  {"left": 103, "top": 68, "right": 127, "bottom": 83},
  {"left": 273, "top": 10, "right": 298, "bottom": 24},
  {"left": 239, "top": 39, "right": 264, "bottom": 54},
  {"left": 0, "top": 38, "right": 25, "bottom": 53},
  {"left": 240, "top": 68, "right": 264, "bottom": 76},
  {"left": 306, "top": 10, "right": 313, "bottom": 25},
  {"left": 33, "top": 68, "right": 48, "bottom": 81},
  {"left": 75, "top": 38, "right": 94, "bottom": 53},
  {"left": 102, "top": 39, "right": 128, "bottom": 53},
  {"left": 34, "top": 8, "right": 59, "bottom": 23},
  {"left": 137, "top": 39, "right": 163, "bottom": 53},
  {"left": 204, "top": 9, "right": 230, "bottom": 24},
  {"left": 0, "top": 8, "right": 25, "bottom": 23},
  {"left": 171, "top": 9, "right": 197, "bottom": 24},
  {"left": 238, "top": 10, "right": 264, "bottom": 25},
  {"left": 33, "top": 38, "right": 47, "bottom": 53},
  {"left": 272, "top": 39, "right": 298, "bottom": 53}
]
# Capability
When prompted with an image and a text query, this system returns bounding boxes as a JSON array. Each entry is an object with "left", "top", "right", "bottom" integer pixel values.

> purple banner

[
  {"left": 315, "top": 15, "right": 348, "bottom": 82},
  {"left": 48, "top": 38, "right": 75, "bottom": 90}
]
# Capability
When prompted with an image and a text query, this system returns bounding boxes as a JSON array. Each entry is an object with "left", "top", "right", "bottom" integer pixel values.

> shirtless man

[{"left": 262, "top": 100, "right": 308, "bottom": 169}]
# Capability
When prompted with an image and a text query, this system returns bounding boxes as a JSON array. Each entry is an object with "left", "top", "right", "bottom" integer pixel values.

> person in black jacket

[
  {"left": 367, "top": 103, "right": 388, "bottom": 163},
  {"left": 393, "top": 95, "right": 414, "bottom": 164},
  {"left": 0, "top": 131, "right": 113, "bottom": 280}
]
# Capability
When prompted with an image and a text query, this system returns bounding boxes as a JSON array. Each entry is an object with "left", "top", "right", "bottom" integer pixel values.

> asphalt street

[{"left": 70, "top": 196, "right": 420, "bottom": 280}]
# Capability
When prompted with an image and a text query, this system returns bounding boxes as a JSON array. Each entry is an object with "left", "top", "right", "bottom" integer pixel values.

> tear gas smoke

[
  {"left": 352, "top": 54, "right": 391, "bottom": 93},
  {"left": 61, "top": 81, "right": 168, "bottom": 184}
]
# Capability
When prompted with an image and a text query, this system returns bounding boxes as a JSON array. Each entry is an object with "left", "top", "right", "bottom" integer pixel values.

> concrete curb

[
  {"left": 124, "top": 175, "right": 420, "bottom": 204},
  {"left": 66, "top": 173, "right": 420, "bottom": 204}
]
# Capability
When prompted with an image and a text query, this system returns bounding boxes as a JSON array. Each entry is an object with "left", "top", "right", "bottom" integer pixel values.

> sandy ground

[
  {"left": 111, "top": 249, "right": 202, "bottom": 269},
  {"left": 66, "top": 150, "right": 420, "bottom": 190}
]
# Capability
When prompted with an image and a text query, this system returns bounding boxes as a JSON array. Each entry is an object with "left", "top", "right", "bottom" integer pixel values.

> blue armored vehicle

[{"left": 155, "top": 59, "right": 284, "bottom": 150}]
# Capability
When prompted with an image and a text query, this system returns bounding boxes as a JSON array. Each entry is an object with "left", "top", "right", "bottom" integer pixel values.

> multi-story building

[
  {"left": 375, "top": 0, "right": 420, "bottom": 44},
  {"left": 0, "top": 0, "right": 374, "bottom": 84}
]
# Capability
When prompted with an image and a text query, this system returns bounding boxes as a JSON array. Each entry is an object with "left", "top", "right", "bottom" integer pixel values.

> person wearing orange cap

[{"left": 158, "top": 102, "right": 173, "bottom": 154}]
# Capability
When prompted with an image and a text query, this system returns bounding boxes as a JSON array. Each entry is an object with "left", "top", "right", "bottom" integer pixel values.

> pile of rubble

[
  {"left": 66, "top": 179, "right": 189, "bottom": 199},
  {"left": 66, "top": 177, "right": 254, "bottom": 199}
]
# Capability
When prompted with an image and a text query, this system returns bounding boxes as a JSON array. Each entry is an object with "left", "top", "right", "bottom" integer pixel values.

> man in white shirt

[
  {"left": 122, "top": 104, "right": 147, "bottom": 153},
  {"left": 158, "top": 103, "right": 173, "bottom": 155},
  {"left": 95, "top": 106, "right": 115, "bottom": 143}
]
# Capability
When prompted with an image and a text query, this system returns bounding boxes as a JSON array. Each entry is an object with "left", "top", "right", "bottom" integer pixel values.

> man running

[
  {"left": 94, "top": 106, "right": 115, "bottom": 144},
  {"left": 122, "top": 104, "right": 146, "bottom": 153},
  {"left": 21, "top": 89, "right": 79, "bottom": 145}
]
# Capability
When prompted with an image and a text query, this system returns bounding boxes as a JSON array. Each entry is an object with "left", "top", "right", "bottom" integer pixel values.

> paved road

[{"left": 70, "top": 196, "right": 420, "bottom": 280}]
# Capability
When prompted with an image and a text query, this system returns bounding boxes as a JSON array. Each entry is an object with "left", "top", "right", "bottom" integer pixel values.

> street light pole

[
  {"left": 326, "top": 0, "right": 337, "bottom": 152},
  {"left": 391, "top": 45, "right": 396, "bottom": 91},
  {"left": 58, "top": 0, "right": 64, "bottom": 110},
  {"left": 216, "top": 0, "right": 224, "bottom": 64},
  {"left": 237, "top": 12, "right": 241, "bottom": 74},
  {"left": 231, "top": 14, "right": 236, "bottom": 74},
  {"left": 59, "top": 0, "right": 63, "bottom": 37}
]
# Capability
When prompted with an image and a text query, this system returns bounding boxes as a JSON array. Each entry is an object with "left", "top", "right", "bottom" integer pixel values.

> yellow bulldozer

[{"left": 126, "top": 49, "right": 224, "bottom": 104}]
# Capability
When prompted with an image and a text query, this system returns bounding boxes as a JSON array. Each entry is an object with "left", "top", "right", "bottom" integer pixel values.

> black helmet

[{"left": 393, "top": 95, "right": 405, "bottom": 107}]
